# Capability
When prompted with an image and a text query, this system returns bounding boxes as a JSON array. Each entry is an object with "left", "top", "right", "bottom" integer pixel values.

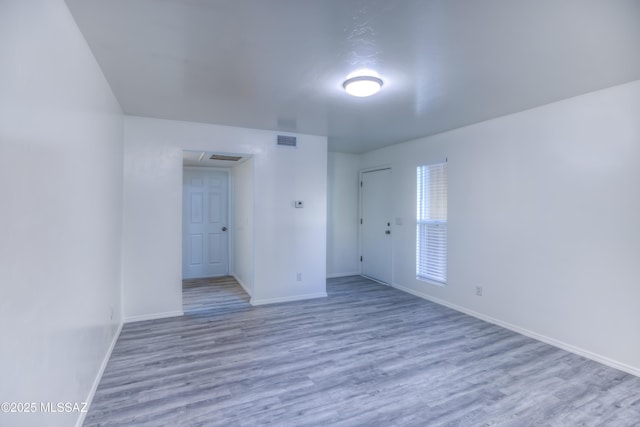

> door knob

[
  {"left": 385, "top": 230, "right": 391, "bottom": 235},
  {"left": 222, "top": 226, "right": 228, "bottom": 232}
]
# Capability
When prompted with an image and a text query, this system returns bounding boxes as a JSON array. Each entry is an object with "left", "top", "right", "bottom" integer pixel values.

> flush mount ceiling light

[{"left": 343, "top": 75, "right": 383, "bottom": 97}]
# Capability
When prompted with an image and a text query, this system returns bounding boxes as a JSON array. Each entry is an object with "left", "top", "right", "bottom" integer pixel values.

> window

[{"left": 416, "top": 162, "right": 448, "bottom": 284}]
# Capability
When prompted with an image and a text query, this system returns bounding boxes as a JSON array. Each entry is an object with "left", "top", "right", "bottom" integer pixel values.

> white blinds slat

[{"left": 416, "top": 163, "right": 448, "bottom": 284}]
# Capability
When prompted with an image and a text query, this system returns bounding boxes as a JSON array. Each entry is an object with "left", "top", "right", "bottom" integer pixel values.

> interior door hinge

[
  {"left": 360, "top": 218, "right": 362, "bottom": 224},
  {"left": 360, "top": 256, "right": 363, "bottom": 262},
  {"left": 360, "top": 181, "right": 363, "bottom": 187}
]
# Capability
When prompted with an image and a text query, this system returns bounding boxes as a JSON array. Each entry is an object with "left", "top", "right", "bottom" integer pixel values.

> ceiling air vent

[
  {"left": 277, "top": 135, "right": 297, "bottom": 147},
  {"left": 209, "top": 154, "right": 242, "bottom": 161}
]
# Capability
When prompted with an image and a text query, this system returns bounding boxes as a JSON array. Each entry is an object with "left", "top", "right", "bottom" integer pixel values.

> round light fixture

[{"left": 343, "top": 75, "right": 383, "bottom": 97}]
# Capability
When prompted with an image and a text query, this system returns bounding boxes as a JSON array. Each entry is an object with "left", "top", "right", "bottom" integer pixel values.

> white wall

[
  {"left": 327, "top": 152, "right": 361, "bottom": 277},
  {"left": 231, "top": 158, "right": 255, "bottom": 294},
  {"left": 360, "top": 80, "right": 640, "bottom": 375},
  {"left": 123, "top": 116, "right": 327, "bottom": 318},
  {"left": 0, "top": 1, "right": 124, "bottom": 426}
]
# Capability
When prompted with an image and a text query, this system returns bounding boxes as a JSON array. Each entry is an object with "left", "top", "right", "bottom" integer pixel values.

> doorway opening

[{"left": 181, "top": 150, "right": 254, "bottom": 314}]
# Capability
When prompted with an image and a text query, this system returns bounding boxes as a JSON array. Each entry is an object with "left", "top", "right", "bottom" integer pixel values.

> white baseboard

[
  {"left": 124, "top": 310, "right": 183, "bottom": 323},
  {"left": 76, "top": 321, "right": 123, "bottom": 427},
  {"left": 250, "top": 292, "right": 328, "bottom": 306},
  {"left": 326, "top": 272, "right": 360, "bottom": 279},
  {"left": 391, "top": 282, "right": 640, "bottom": 378},
  {"left": 232, "top": 273, "right": 252, "bottom": 297},
  {"left": 361, "top": 274, "right": 391, "bottom": 286}
]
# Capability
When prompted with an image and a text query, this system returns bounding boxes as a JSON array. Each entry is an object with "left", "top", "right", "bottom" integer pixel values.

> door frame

[
  {"left": 358, "top": 164, "right": 393, "bottom": 285},
  {"left": 182, "top": 166, "right": 232, "bottom": 278}
]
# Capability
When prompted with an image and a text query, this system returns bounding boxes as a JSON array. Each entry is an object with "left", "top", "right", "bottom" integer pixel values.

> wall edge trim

[
  {"left": 326, "top": 272, "right": 360, "bottom": 279},
  {"left": 232, "top": 274, "right": 252, "bottom": 297},
  {"left": 250, "top": 292, "right": 328, "bottom": 306},
  {"left": 76, "top": 322, "right": 123, "bottom": 427},
  {"left": 391, "top": 282, "right": 640, "bottom": 378},
  {"left": 124, "top": 310, "right": 184, "bottom": 323}
]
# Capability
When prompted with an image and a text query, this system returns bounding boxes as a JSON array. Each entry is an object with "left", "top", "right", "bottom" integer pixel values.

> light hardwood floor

[{"left": 84, "top": 276, "right": 640, "bottom": 426}]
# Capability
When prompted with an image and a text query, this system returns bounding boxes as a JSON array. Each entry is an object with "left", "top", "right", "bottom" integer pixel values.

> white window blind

[{"left": 416, "top": 162, "right": 448, "bottom": 284}]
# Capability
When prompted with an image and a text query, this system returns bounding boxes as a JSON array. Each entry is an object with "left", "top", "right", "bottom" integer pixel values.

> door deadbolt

[{"left": 222, "top": 226, "right": 228, "bottom": 232}]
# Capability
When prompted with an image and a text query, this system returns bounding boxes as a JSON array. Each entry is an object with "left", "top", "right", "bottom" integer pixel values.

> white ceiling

[{"left": 66, "top": 0, "right": 640, "bottom": 153}]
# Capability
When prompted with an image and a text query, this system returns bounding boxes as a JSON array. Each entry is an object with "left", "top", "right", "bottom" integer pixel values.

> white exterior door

[
  {"left": 361, "top": 168, "right": 392, "bottom": 284},
  {"left": 182, "top": 169, "right": 229, "bottom": 279}
]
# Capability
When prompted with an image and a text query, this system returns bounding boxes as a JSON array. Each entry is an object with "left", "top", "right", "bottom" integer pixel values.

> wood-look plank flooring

[
  {"left": 84, "top": 276, "right": 640, "bottom": 426},
  {"left": 182, "top": 276, "right": 250, "bottom": 314}
]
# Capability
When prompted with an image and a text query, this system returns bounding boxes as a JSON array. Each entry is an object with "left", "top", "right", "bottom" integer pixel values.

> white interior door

[
  {"left": 361, "top": 168, "right": 392, "bottom": 284},
  {"left": 183, "top": 169, "right": 229, "bottom": 279}
]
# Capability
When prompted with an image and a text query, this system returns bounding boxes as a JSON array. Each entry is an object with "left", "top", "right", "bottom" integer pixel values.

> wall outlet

[
  {"left": 475, "top": 286, "right": 483, "bottom": 297},
  {"left": 294, "top": 201, "right": 304, "bottom": 208},
  {"left": 296, "top": 273, "right": 302, "bottom": 281}
]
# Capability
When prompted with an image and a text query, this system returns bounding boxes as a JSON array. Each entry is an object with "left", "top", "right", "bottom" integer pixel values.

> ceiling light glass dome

[{"left": 343, "top": 71, "right": 383, "bottom": 97}]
